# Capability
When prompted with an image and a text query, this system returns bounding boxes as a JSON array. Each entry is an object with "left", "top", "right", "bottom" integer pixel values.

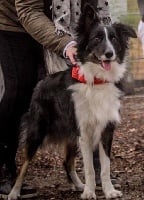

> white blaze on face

[
  {"left": 101, "top": 27, "right": 116, "bottom": 71},
  {"left": 104, "top": 27, "right": 116, "bottom": 60}
]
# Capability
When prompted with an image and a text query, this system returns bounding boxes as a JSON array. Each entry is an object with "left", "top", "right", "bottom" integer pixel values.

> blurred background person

[{"left": 137, "top": 0, "right": 144, "bottom": 55}]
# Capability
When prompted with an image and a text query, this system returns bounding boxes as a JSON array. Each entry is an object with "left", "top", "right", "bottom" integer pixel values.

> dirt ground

[{"left": 16, "top": 90, "right": 144, "bottom": 200}]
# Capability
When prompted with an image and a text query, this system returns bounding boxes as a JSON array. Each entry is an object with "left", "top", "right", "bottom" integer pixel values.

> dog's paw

[
  {"left": 8, "top": 191, "right": 20, "bottom": 200},
  {"left": 105, "top": 189, "right": 122, "bottom": 199},
  {"left": 81, "top": 186, "right": 96, "bottom": 199}
]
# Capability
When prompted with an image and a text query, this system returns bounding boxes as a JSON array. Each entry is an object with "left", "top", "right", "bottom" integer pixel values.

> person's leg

[
  {"left": 0, "top": 64, "right": 5, "bottom": 102},
  {"left": 138, "top": 0, "right": 144, "bottom": 20},
  {"left": 0, "top": 31, "right": 18, "bottom": 179},
  {"left": 137, "top": 0, "right": 144, "bottom": 55},
  {"left": 0, "top": 30, "right": 43, "bottom": 196}
]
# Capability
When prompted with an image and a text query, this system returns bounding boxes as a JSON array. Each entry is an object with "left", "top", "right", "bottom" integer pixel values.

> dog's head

[{"left": 77, "top": 3, "right": 137, "bottom": 71}]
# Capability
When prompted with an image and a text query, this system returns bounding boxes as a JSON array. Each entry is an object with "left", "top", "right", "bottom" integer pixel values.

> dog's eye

[
  {"left": 95, "top": 38, "right": 102, "bottom": 43},
  {"left": 111, "top": 36, "right": 117, "bottom": 42}
]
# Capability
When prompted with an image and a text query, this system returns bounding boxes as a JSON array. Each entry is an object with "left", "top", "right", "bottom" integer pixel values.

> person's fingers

[
  {"left": 68, "top": 52, "right": 77, "bottom": 65},
  {"left": 65, "top": 45, "right": 77, "bottom": 65}
]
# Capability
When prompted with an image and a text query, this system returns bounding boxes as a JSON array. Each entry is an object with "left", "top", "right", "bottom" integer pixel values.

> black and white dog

[{"left": 8, "top": 4, "right": 136, "bottom": 200}]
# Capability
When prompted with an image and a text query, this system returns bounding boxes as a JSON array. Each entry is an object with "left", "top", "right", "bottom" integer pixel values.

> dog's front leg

[
  {"left": 79, "top": 136, "right": 96, "bottom": 200},
  {"left": 99, "top": 141, "right": 122, "bottom": 199}
]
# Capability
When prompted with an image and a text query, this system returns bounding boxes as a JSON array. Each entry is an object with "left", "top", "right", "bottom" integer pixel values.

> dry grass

[
  {"left": 123, "top": 0, "right": 144, "bottom": 80},
  {"left": 129, "top": 39, "right": 144, "bottom": 80},
  {"left": 127, "top": 0, "right": 139, "bottom": 12}
]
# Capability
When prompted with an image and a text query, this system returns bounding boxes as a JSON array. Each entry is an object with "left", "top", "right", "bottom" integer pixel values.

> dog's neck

[{"left": 72, "top": 65, "right": 109, "bottom": 85}]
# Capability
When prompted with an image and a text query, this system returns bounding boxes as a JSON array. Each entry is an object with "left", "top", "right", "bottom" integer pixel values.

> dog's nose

[{"left": 105, "top": 51, "right": 113, "bottom": 59}]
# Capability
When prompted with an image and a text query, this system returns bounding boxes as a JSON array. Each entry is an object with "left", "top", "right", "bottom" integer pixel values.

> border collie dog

[{"left": 8, "top": 4, "right": 136, "bottom": 200}]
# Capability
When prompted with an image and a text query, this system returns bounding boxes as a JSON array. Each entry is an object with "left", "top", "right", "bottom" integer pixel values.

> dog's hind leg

[
  {"left": 8, "top": 136, "right": 40, "bottom": 200},
  {"left": 8, "top": 158, "right": 30, "bottom": 200},
  {"left": 8, "top": 135, "right": 42, "bottom": 200},
  {"left": 63, "top": 141, "right": 84, "bottom": 191},
  {"left": 99, "top": 141, "right": 122, "bottom": 199},
  {"left": 8, "top": 117, "right": 46, "bottom": 200}
]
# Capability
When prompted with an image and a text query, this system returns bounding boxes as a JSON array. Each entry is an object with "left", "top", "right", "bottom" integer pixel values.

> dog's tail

[
  {"left": 19, "top": 104, "right": 46, "bottom": 159},
  {"left": 19, "top": 112, "right": 32, "bottom": 147}
]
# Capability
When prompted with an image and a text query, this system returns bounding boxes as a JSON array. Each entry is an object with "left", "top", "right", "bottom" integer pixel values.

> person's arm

[
  {"left": 15, "top": 0, "right": 73, "bottom": 56},
  {"left": 97, "top": 0, "right": 111, "bottom": 24}
]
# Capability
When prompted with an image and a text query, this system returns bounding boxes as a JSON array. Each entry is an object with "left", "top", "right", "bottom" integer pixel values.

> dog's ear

[
  {"left": 113, "top": 23, "right": 137, "bottom": 39},
  {"left": 83, "top": 3, "right": 100, "bottom": 24},
  {"left": 78, "top": 3, "right": 100, "bottom": 33}
]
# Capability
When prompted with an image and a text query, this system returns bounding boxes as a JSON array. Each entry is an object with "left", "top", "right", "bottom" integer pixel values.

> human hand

[{"left": 64, "top": 41, "right": 77, "bottom": 65}]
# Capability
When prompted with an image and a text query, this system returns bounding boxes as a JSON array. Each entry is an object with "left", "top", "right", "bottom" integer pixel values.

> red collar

[{"left": 72, "top": 66, "right": 108, "bottom": 84}]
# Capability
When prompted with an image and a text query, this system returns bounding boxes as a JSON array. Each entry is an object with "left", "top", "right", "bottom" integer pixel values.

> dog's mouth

[
  {"left": 93, "top": 54, "right": 115, "bottom": 71},
  {"left": 92, "top": 53, "right": 116, "bottom": 71},
  {"left": 101, "top": 60, "right": 112, "bottom": 71}
]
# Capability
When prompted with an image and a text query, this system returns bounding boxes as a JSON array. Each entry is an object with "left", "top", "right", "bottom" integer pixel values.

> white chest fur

[{"left": 69, "top": 83, "right": 121, "bottom": 148}]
